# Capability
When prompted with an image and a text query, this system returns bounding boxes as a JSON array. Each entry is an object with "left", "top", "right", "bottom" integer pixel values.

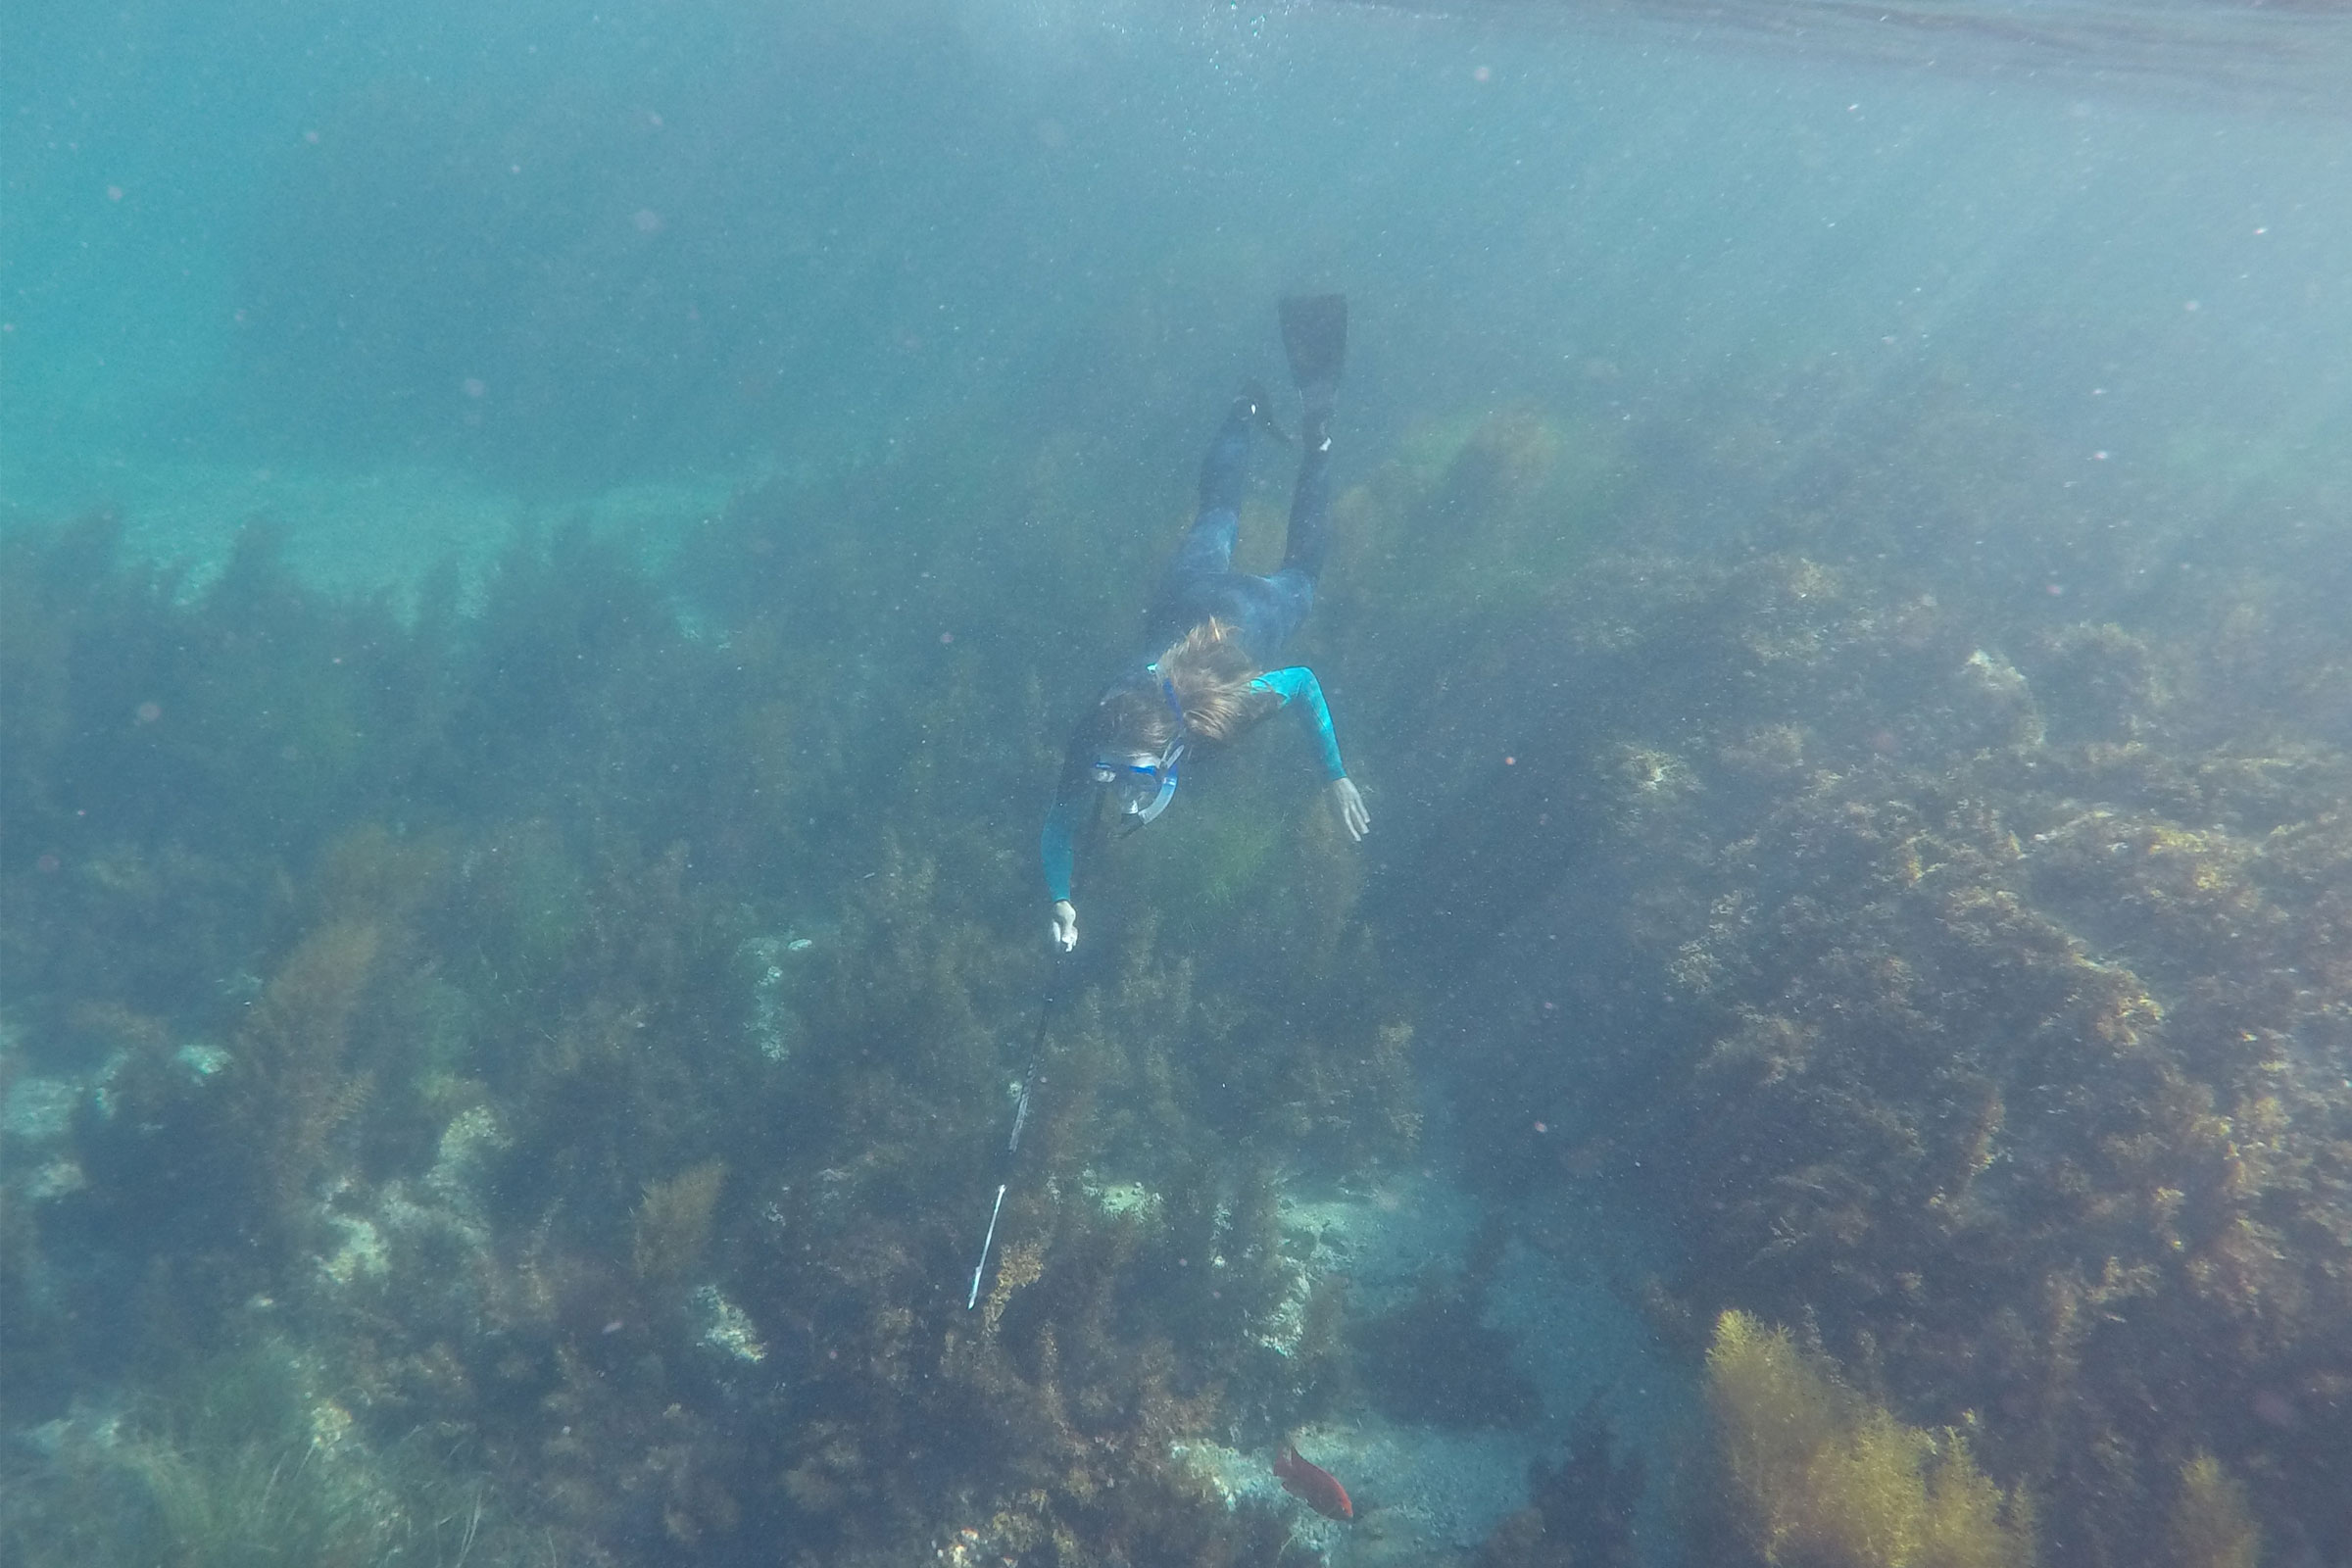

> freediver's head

[
  {"left": 1095, "top": 737, "right": 1183, "bottom": 824},
  {"left": 1088, "top": 677, "right": 1187, "bottom": 825},
  {"left": 1073, "top": 619, "right": 1279, "bottom": 828}
]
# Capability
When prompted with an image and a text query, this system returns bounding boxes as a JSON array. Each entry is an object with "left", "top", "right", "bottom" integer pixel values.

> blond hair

[
  {"left": 1075, "top": 618, "right": 1279, "bottom": 773},
  {"left": 1155, "top": 618, "right": 1278, "bottom": 742}
]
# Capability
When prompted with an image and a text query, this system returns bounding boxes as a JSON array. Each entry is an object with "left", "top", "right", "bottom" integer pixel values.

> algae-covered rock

[{"left": 1394, "top": 533, "right": 2350, "bottom": 1564}]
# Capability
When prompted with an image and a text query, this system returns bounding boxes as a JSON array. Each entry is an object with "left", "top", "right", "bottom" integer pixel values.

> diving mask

[
  {"left": 1093, "top": 674, "right": 1188, "bottom": 827},
  {"left": 1095, "top": 741, "right": 1185, "bottom": 824}
]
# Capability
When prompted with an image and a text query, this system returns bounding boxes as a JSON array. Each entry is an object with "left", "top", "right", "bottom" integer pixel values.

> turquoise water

[{"left": 5, "top": 3, "right": 2349, "bottom": 1564}]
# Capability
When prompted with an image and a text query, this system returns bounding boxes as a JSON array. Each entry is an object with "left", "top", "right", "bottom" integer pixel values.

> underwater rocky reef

[
  {"left": 1352, "top": 385, "right": 2351, "bottom": 1564},
  {"left": 3, "top": 368, "right": 2346, "bottom": 1566}
]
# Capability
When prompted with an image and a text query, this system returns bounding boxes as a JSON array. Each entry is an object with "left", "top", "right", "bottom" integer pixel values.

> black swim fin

[
  {"left": 1279, "top": 294, "right": 1348, "bottom": 404},
  {"left": 1237, "top": 377, "right": 1294, "bottom": 444}
]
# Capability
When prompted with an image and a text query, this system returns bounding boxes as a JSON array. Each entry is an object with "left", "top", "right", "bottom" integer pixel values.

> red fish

[{"left": 1273, "top": 1443, "right": 1353, "bottom": 1521}]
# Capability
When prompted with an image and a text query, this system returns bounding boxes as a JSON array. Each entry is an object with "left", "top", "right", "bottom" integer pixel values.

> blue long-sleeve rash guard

[
  {"left": 1250, "top": 666, "right": 1348, "bottom": 781},
  {"left": 1040, "top": 665, "right": 1348, "bottom": 905}
]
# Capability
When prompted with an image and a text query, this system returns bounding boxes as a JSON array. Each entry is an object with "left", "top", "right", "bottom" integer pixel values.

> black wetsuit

[{"left": 1040, "top": 396, "right": 1345, "bottom": 905}]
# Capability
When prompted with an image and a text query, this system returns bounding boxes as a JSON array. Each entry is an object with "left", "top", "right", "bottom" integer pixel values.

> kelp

[
  {"left": 1358, "top": 388, "right": 2352, "bottom": 1561},
  {"left": 6, "top": 352, "right": 2347, "bottom": 1564},
  {"left": 2167, "top": 1453, "right": 2261, "bottom": 1568},
  {"left": 0, "top": 451, "right": 1420, "bottom": 1565},
  {"left": 1705, "top": 1309, "right": 2035, "bottom": 1568}
]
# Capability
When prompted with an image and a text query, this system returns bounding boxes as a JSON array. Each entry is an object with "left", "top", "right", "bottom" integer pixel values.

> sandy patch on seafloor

[{"left": 1175, "top": 1164, "right": 1700, "bottom": 1566}]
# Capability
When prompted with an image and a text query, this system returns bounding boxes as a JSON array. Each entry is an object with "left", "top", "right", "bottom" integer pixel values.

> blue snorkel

[{"left": 1094, "top": 671, "right": 1188, "bottom": 830}]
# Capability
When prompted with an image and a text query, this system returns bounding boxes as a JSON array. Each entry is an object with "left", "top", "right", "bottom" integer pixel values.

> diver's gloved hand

[
  {"left": 1051, "top": 900, "right": 1078, "bottom": 952},
  {"left": 1329, "top": 777, "right": 1370, "bottom": 842}
]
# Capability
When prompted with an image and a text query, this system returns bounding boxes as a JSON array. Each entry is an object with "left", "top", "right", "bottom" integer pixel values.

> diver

[{"left": 1042, "top": 294, "right": 1369, "bottom": 953}]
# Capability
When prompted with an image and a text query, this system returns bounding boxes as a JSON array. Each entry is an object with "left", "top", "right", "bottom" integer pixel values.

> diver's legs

[
  {"left": 1273, "top": 292, "right": 1343, "bottom": 591},
  {"left": 1277, "top": 410, "right": 1333, "bottom": 583},
  {"left": 1158, "top": 507, "right": 1238, "bottom": 586},
  {"left": 1149, "top": 379, "right": 1328, "bottom": 656},
  {"left": 1244, "top": 408, "right": 1334, "bottom": 650},
  {"left": 1152, "top": 394, "right": 1260, "bottom": 614}
]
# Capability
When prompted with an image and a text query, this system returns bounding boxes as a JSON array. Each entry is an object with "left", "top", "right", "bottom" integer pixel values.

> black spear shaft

[{"left": 966, "top": 949, "right": 1064, "bottom": 1309}]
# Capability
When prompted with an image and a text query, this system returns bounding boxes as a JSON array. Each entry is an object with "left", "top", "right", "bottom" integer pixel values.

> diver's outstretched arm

[{"left": 1252, "top": 666, "right": 1369, "bottom": 842}]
